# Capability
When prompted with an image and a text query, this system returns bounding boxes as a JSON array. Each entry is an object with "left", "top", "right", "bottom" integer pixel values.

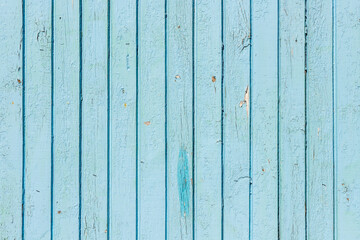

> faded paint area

[{"left": 177, "top": 148, "right": 190, "bottom": 217}]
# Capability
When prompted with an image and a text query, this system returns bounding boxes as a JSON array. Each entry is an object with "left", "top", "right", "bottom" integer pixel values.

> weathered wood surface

[
  {"left": 1, "top": 0, "right": 360, "bottom": 239},
  {"left": 53, "top": 0, "right": 80, "bottom": 238},
  {"left": 0, "top": 1, "right": 23, "bottom": 239},
  {"left": 251, "top": 0, "right": 278, "bottom": 239},
  {"left": 307, "top": 0, "right": 334, "bottom": 239},
  {"left": 23, "top": 0, "right": 52, "bottom": 238}
]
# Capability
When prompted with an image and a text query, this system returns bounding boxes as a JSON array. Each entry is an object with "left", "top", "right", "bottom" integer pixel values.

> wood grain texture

[
  {"left": 336, "top": 0, "right": 360, "bottom": 238},
  {"left": 167, "top": 0, "right": 193, "bottom": 238},
  {"left": 223, "top": 0, "right": 250, "bottom": 239},
  {"left": 24, "top": 0, "right": 52, "bottom": 238},
  {"left": 279, "top": 0, "right": 306, "bottom": 239},
  {"left": 0, "top": 1, "right": 23, "bottom": 239},
  {"left": 194, "top": 0, "right": 222, "bottom": 239},
  {"left": 109, "top": 0, "right": 137, "bottom": 238},
  {"left": 251, "top": 0, "right": 278, "bottom": 239},
  {"left": 81, "top": 0, "right": 108, "bottom": 238},
  {"left": 53, "top": 0, "right": 80, "bottom": 238},
  {"left": 138, "top": 0, "right": 166, "bottom": 238},
  {"left": 306, "top": 1, "right": 334, "bottom": 239}
]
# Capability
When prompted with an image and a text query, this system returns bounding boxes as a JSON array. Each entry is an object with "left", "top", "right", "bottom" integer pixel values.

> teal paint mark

[{"left": 177, "top": 148, "right": 190, "bottom": 217}]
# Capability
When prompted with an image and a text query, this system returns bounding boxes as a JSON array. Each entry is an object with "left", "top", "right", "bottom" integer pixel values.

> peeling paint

[{"left": 239, "top": 85, "right": 249, "bottom": 117}]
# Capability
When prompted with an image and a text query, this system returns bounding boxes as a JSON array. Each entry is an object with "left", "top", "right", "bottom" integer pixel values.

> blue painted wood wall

[{"left": 0, "top": 0, "right": 359, "bottom": 239}]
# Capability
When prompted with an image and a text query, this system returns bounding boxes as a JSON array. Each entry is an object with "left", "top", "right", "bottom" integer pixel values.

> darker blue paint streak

[{"left": 177, "top": 148, "right": 190, "bottom": 217}]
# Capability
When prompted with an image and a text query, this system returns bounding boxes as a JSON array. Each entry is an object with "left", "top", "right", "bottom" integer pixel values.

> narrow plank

[
  {"left": 251, "top": 0, "right": 278, "bottom": 239},
  {"left": 81, "top": 0, "right": 108, "bottom": 238},
  {"left": 138, "top": 0, "right": 166, "bottom": 238},
  {"left": 53, "top": 0, "right": 80, "bottom": 238},
  {"left": 223, "top": 0, "right": 250, "bottom": 239},
  {"left": 23, "top": 0, "right": 52, "bottom": 238},
  {"left": 167, "top": 0, "right": 193, "bottom": 238},
  {"left": 279, "top": 0, "right": 306, "bottom": 239},
  {"left": 194, "top": 0, "right": 222, "bottom": 239},
  {"left": 336, "top": 0, "right": 360, "bottom": 238},
  {"left": 306, "top": 1, "right": 333, "bottom": 239},
  {"left": 0, "top": 0, "right": 23, "bottom": 238},
  {"left": 109, "top": 0, "right": 137, "bottom": 238}
]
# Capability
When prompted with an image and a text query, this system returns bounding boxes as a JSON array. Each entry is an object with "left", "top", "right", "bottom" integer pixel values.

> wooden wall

[{"left": 0, "top": 0, "right": 359, "bottom": 239}]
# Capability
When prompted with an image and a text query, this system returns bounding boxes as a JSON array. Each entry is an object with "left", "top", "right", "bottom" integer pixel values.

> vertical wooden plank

[
  {"left": 336, "top": 0, "right": 360, "bottom": 238},
  {"left": 279, "top": 0, "right": 306, "bottom": 239},
  {"left": 109, "top": 0, "right": 136, "bottom": 238},
  {"left": 223, "top": 0, "right": 250, "bottom": 239},
  {"left": 53, "top": 0, "right": 80, "bottom": 238},
  {"left": 23, "top": 0, "right": 52, "bottom": 238},
  {"left": 306, "top": 1, "right": 334, "bottom": 239},
  {"left": 251, "top": 0, "right": 278, "bottom": 239},
  {"left": 0, "top": 0, "right": 23, "bottom": 239},
  {"left": 167, "top": 0, "right": 193, "bottom": 238},
  {"left": 109, "top": 0, "right": 137, "bottom": 239},
  {"left": 81, "top": 0, "right": 108, "bottom": 238},
  {"left": 194, "top": 0, "right": 222, "bottom": 239},
  {"left": 138, "top": 0, "right": 166, "bottom": 238}
]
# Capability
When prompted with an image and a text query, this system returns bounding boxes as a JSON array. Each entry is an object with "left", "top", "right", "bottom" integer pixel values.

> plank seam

[
  {"left": 332, "top": 0, "right": 337, "bottom": 239},
  {"left": 191, "top": 0, "right": 196, "bottom": 239},
  {"left": 50, "top": 0, "right": 55, "bottom": 238},
  {"left": 220, "top": 0, "right": 224, "bottom": 238},
  {"left": 78, "top": 0, "right": 83, "bottom": 238},
  {"left": 277, "top": 0, "right": 280, "bottom": 239},
  {"left": 304, "top": 0, "right": 308, "bottom": 239},
  {"left": 164, "top": 0, "right": 168, "bottom": 238},
  {"left": 135, "top": 0, "right": 139, "bottom": 238},
  {"left": 21, "top": 0, "right": 26, "bottom": 238},
  {"left": 107, "top": 0, "right": 111, "bottom": 238},
  {"left": 249, "top": 0, "right": 253, "bottom": 239}
]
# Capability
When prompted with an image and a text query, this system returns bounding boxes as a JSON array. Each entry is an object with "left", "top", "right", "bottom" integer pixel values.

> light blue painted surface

[
  {"left": 223, "top": 0, "right": 250, "bottom": 239},
  {"left": 24, "top": 0, "right": 52, "bottom": 238},
  {"left": 53, "top": 0, "right": 80, "bottom": 238},
  {"left": 336, "top": 0, "right": 360, "bottom": 239},
  {"left": 1, "top": 1, "right": 360, "bottom": 239},
  {"left": 306, "top": 0, "right": 334, "bottom": 239},
  {"left": 0, "top": 1, "right": 23, "bottom": 239},
  {"left": 167, "top": 0, "right": 193, "bottom": 238},
  {"left": 109, "top": 0, "right": 137, "bottom": 238},
  {"left": 194, "top": 0, "right": 222, "bottom": 239},
  {"left": 251, "top": 0, "right": 278, "bottom": 239},
  {"left": 279, "top": 0, "right": 306, "bottom": 239},
  {"left": 138, "top": 0, "right": 166, "bottom": 238},
  {"left": 81, "top": 0, "right": 108, "bottom": 238}
]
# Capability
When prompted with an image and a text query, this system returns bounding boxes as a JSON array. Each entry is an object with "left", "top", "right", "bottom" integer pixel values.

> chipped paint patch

[
  {"left": 177, "top": 147, "right": 190, "bottom": 217},
  {"left": 239, "top": 85, "right": 250, "bottom": 117},
  {"left": 144, "top": 121, "right": 150, "bottom": 126}
]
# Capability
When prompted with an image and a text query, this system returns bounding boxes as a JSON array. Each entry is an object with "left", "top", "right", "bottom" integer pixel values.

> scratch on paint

[
  {"left": 239, "top": 85, "right": 249, "bottom": 117},
  {"left": 177, "top": 147, "right": 190, "bottom": 218}
]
